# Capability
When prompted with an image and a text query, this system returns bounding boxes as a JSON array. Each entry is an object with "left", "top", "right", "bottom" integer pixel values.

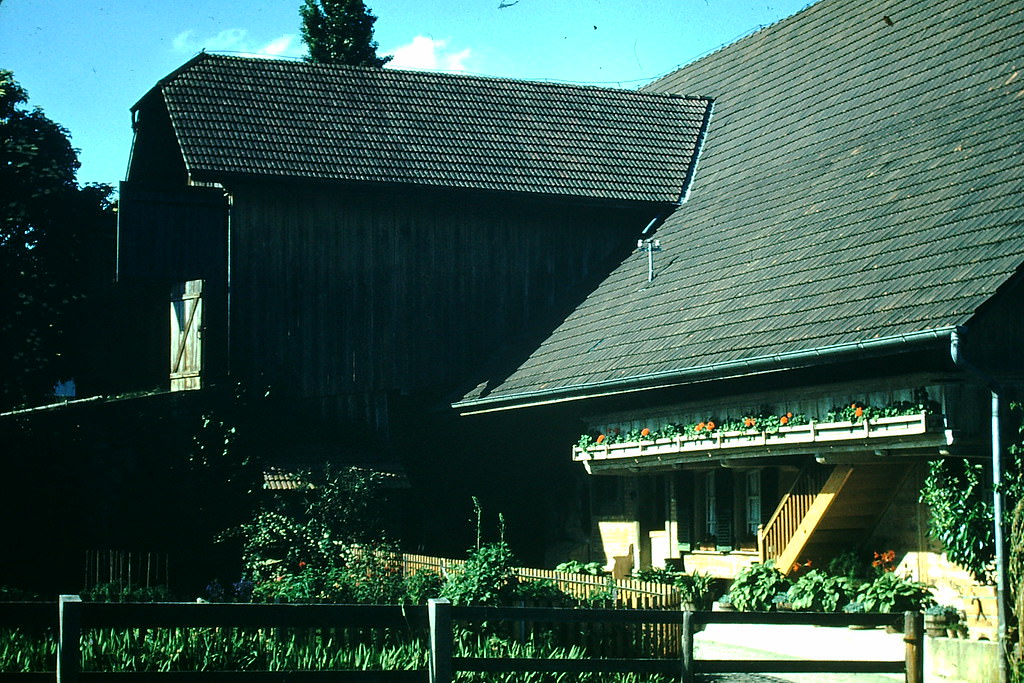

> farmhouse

[
  {"left": 453, "top": 0, "right": 1024, "bottom": 626},
  {"left": 110, "top": 0, "right": 1023, "bottom": 617}
]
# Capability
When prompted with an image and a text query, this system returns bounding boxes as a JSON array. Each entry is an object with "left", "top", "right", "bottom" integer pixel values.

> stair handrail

[{"left": 758, "top": 464, "right": 833, "bottom": 562}]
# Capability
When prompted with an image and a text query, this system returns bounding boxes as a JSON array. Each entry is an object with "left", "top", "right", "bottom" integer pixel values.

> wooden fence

[
  {"left": 1, "top": 598, "right": 923, "bottom": 683},
  {"left": 401, "top": 553, "right": 680, "bottom": 609}
]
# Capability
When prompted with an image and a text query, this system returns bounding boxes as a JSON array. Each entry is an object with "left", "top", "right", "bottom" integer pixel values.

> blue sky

[{"left": 0, "top": 0, "right": 812, "bottom": 188}]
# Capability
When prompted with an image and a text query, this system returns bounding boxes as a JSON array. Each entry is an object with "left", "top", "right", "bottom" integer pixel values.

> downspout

[{"left": 950, "top": 326, "right": 1008, "bottom": 683}]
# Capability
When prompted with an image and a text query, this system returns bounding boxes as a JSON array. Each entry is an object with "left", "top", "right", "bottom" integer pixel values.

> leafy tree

[
  {"left": 299, "top": 0, "right": 392, "bottom": 67},
  {"left": 0, "top": 70, "right": 116, "bottom": 410}
]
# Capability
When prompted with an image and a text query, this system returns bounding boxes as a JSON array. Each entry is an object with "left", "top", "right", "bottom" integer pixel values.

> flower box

[{"left": 574, "top": 412, "right": 945, "bottom": 471}]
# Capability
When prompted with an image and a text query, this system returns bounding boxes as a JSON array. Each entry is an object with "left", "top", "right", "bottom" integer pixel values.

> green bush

[
  {"left": 856, "top": 572, "right": 934, "bottom": 613},
  {"left": 403, "top": 569, "right": 444, "bottom": 605},
  {"left": 440, "top": 541, "right": 519, "bottom": 606},
  {"left": 785, "top": 570, "right": 852, "bottom": 612},
  {"left": 727, "top": 561, "right": 791, "bottom": 611}
]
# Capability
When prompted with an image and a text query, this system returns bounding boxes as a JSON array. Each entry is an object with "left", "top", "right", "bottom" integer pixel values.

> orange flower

[
  {"left": 851, "top": 403, "right": 857, "bottom": 409},
  {"left": 744, "top": 417, "right": 755, "bottom": 428},
  {"left": 596, "top": 434, "right": 606, "bottom": 444},
  {"left": 791, "top": 562, "right": 801, "bottom": 573},
  {"left": 780, "top": 415, "right": 789, "bottom": 425},
  {"left": 855, "top": 406, "right": 864, "bottom": 418},
  {"left": 640, "top": 428, "right": 651, "bottom": 437},
  {"left": 706, "top": 420, "right": 716, "bottom": 430},
  {"left": 786, "top": 412, "right": 793, "bottom": 418},
  {"left": 695, "top": 422, "right": 705, "bottom": 432}
]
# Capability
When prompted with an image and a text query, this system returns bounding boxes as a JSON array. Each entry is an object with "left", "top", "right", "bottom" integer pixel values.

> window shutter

[
  {"left": 170, "top": 280, "right": 203, "bottom": 391},
  {"left": 714, "top": 469, "right": 734, "bottom": 549}
]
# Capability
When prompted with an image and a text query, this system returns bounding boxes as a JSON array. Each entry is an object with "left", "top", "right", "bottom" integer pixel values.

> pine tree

[{"left": 300, "top": 0, "right": 392, "bottom": 67}]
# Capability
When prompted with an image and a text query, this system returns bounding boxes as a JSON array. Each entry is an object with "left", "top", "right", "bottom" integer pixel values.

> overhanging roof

[{"left": 456, "top": 0, "right": 1024, "bottom": 412}]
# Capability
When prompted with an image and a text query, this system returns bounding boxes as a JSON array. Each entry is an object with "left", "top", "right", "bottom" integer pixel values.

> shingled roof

[
  {"left": 456, "top": 0, "right": 1024, "bottom": 410},
  {"left": 135, "top": 53, "right": 712, "bottom": 204}
]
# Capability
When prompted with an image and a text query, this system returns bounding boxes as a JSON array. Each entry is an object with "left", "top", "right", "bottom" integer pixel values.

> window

[{"left": 746, "top": 470, "right": 761, "bottom": 535}]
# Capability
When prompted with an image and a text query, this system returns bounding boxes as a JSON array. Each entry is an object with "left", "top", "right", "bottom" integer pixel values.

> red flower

[
  {"left": 780, "top": 415, "right": 789, "bottom": 425},
  {"left": 596, "top": 434, "right": 606, "bottom": 444},
  {"left": 640, "top": 428, "right": 651, "bottom": 437},
  {"left": 298, "top": 561, "right": 307, "bottom": 569},
  {"left": 706, "top": 420, "right": 716, "bottom": 431}
]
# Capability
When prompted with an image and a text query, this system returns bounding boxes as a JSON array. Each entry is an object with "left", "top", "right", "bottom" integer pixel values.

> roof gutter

[{"left": 454, "top": 326, "right": 957, "bottom": 415}]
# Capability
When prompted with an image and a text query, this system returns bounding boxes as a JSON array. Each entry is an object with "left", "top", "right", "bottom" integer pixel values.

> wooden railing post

[
  {"left": 681, "top": 609, "right": 695, "bottom": 683},
  {"left": 58, "top": 595, "right": 82, "bottom": 683},
  {"left": 428, "top": 598, "right": 452, "bottom": 683},
  {"left": 904, "top": 611, "right": 923, "bottom": 683}
]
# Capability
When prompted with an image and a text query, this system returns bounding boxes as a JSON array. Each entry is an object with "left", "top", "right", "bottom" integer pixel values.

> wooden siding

[
  {"left": 227, "top": 181, "right": 656, "bottom": 432},
  {"left": 117, "top": 183, "right": 227, "bottom": 283}
]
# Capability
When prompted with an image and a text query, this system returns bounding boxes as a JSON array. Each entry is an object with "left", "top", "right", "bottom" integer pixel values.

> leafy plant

[
  {"left": 403, "top": 569, "right": 444, "bottom": 605},
  {"left": 81, "top": 582, "right": 174, "bottom": 603},
  {"left": 856, "top": 572, "right": 934, "bottom": 613},
  {"left": 554, "top": 560, "right": 605, "bottom": 576},
  {"left": 440, "top": 541, "right": 519, "bottom": 606},
  {"left": 785, "top": 570, "right": 852, "bottom": 612},
  {"left": 919, "top": 458, "right": 995, "bottom": 581},
  {"left": 726, "top": 561, "right": 791, "bottom": 611}
]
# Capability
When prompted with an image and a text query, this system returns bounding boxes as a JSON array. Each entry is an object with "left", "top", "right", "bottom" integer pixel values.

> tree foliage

[
  {"left": 299, "top": 0, "right": 392, "bottom": 67},
  {"left": 0, "top": 69, "right": 116, "bottom": 410},
  {"left": 920, "top": 402, "right": 1024, "bottom": 582}
]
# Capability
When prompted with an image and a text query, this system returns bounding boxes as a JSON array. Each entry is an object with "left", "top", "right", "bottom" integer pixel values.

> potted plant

[
  {"left": 924, "top": 604, "right": 960, "bottom": 637},
  {"left": 674, "top": 570, "right": 715, "bottom": 611},
  {"left": 713, "top": 592, "right": 735, "bottom": 611}
]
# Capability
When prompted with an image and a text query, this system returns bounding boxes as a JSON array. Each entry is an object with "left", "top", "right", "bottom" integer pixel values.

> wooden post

[
  {"left": 428, "top": 598, "right": 452, "bottom": 683},
  {"left": 681, "top": 609, "right": 695, "bottom": 683},
  {"left": 58, "top": 595, "right": 83, "bottom": 683},
  {"left": 904, "top": 611, "right": 923, "bottom": 683}
]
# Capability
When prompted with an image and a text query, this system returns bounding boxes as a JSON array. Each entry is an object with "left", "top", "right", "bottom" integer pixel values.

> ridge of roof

[
  {"left": 140, "top": 53, "right": 713, "bottom": 204},
  {"left": 458, "top": 0, "right": 1024, "bottom": 409}
]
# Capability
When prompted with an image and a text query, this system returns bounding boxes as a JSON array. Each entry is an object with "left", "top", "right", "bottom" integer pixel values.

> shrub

[
  {"left": 403, "top": 569, "right": 444, "bottom": 605},
  {"left": 857, "top": 572, "right": 934, "bottom": 613},
  {"left": 440, "top": 541, "right": 519, "bottom": 606},
  {"left": 727, "top": 561, "right": 791, "bottom": 611},
  {"left": 785, "top": 569, "right": 852, "bottom": 612}
]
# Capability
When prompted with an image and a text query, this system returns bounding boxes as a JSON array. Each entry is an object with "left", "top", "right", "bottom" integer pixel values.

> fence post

[
  {"left": 58, "top": 595, "right": 83, "bottom": 683},
  {"left": 428, "top": 598, "right": 452, "bottom": 683},
  {"left": 681, "top": 609, "right": 695, "bottom": 683},
  {"left": 904, "top": 611, "right": 923, "bottom": 683}
]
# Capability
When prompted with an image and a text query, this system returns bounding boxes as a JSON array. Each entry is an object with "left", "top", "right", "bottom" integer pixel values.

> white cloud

[
  {"left": 385, "top": 36, "right": 472, "bottom": 72},
  {"left": 172, "top": 29, "right": 306, "bottom": 59}
]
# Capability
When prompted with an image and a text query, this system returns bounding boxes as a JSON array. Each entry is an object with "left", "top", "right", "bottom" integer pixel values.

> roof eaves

[{"left": 453, "top": 326, "right": 957, "bottom": 414}]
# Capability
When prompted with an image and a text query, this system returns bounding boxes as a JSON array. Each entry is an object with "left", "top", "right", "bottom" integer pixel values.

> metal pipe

[{"left": 950, "top": 327, "right": 1008, "bottom": 683}]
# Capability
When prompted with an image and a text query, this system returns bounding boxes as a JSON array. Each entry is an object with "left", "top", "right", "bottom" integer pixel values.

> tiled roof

[
  {"left": 142, "top": 53, "right": 712, "bottom": 203},
  {"left": 457, "top": 0, "right": 1024, "bottom": 409}
]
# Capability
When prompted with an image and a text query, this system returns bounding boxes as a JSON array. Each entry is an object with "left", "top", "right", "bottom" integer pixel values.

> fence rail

[{"left": 0, "top": 598, "right": 923, "bottom": 683}]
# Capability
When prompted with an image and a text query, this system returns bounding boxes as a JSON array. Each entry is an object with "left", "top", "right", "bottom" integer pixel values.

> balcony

[{"left": 573, "top": 412, "right": 950, "bottom": 473}]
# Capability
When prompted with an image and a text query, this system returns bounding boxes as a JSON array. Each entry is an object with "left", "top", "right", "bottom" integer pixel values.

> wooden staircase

[{"left": 758, "top": 463, "right": 912, "bottom": 574}]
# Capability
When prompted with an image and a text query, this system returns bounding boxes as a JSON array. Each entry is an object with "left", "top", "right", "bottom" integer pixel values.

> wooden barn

[
  {"left": 453, "top": 0, "right": 1024, "bottom": 635},
  {"left": 114, "top": 54, "right": 712, "bottom": 555}
]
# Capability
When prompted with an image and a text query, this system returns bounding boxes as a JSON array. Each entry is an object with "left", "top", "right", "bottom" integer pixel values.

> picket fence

[{"left": 400, "top": 553, "right": 680, "bottom": 609}]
